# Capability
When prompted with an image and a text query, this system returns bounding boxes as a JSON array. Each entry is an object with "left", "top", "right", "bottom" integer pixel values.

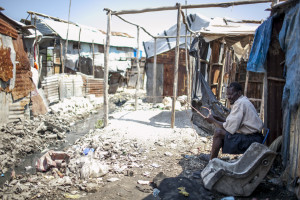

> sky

[{"left": 1, "top": 0, "right": 272, "bottom": 42}]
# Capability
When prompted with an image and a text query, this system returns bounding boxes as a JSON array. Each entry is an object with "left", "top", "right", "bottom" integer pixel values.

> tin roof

[{"left": 36, "top": 18, "right": 136, "bottom": 48}]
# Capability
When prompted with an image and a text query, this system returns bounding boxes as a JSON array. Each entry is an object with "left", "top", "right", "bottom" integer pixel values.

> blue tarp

[
  {"left": 247, "top": 16, "right": 273, "bottom": 73},
  {"left": 279, "top": 2, "right": 300, "bottom": 110},
  {"left": 278, "top": 1, "right": 300, "bottom": 168}
]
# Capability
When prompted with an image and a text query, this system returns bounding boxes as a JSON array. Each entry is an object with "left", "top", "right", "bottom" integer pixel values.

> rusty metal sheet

[
  {"left": 11, "top": 35, "right": 34, "bottom": 101},
  {"left": 0, "top": 17, "right": 18, "bottom": 39},
  {"left": 84, "top": 77, "right": 104, "bottom": 97},
  {"left": 9, "top": 95, "right": 30, "bottom": 123},
  {"left": 31, "top": 89, "right": 47, "bottom": 116},
  {"left": 0, "top": 45, "right": 13, "bottom": 82},
  {"left": 162, "top": 49, "right": 188, "bottom": 97}
]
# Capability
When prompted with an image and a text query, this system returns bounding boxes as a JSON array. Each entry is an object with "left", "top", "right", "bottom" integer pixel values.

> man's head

[{"left": 226, "top": 82, "right": 243, "bottom": 105}]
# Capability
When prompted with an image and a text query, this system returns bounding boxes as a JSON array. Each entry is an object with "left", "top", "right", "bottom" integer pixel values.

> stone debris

[
  {"left": 0, "top": 89, "right": 214, "bottom": 199},
  {"left": 0, "top": 96, "right": 103, "bottom": 173}
]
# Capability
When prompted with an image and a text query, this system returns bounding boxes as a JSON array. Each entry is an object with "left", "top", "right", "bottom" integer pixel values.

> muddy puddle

[{"left": 0, "top": 107, "right": 111, "bottom": 187}]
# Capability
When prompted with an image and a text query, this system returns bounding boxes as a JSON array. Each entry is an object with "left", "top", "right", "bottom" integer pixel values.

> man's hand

[{"left": 205, "top": 114, "right": 224, "bottom": 129}]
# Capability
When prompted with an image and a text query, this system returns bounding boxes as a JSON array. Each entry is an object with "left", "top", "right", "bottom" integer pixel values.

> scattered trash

[
  {"left": 63, "top": 193, "right": 81, "bottom": 199},
  {"left": 143, "top": 171, "right": 150, "bottom": 177},
  {"left": 80, "top": 159, "right": 109, "bottom": 179},
  {"left": 126, "top": 170, "right": 134, "bottom": 176},
  {"left": 164, "top": 152, "right": 173, "bottom": 156},
  {"left": 1, "top": 173, "right": 4, "bottom": 177},
  {"left": 178, "top": 187, "right": 189, "bottom": 197},
  {"left": 151, "top": 163, "right": 160, "bottom": 168},
  {"left": 153, "top": 188, "right": 160, "bottom": 197},
  {"left": 137, "top": 180, "right": 150, "bottom": 185},
  {"left": 185, "top": 155, "right": 194, "bottom": 159},
  {"left": 36, "top": 150, "right": 70, "bottom": 172},
  {"left": 83, "top": 148, "right": 95, "bottom": 155},
  {"left": 107, "top": 177, "right": 120, "bottom": 182},
  {"left": 53, "top": 168, "right": 64, "bottom": 178},
  {"left": 25, "top": 166, "right": 32, "bottom": 171},
  {"left": 221, "top": 197, "right": 235, "bottom": 200}
]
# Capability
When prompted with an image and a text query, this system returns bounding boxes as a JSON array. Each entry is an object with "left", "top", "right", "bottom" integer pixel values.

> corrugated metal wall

[{"left": 146, "top": 48, "right": 189, "bottom": 97}]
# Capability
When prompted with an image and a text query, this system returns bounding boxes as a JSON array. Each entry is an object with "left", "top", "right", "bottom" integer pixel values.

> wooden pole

[
  {"left": 244, "top": 70, "right": 249, "bottom": 96},
  {"left": 92, "top": 40, "right": 95, "bottom": 77},
  {"left": 64, "top": 0, "right": 72, "bottom": 72},
  {"left": 218, "top": 46, "right": 227, "bottom": 100},
  {"left": 104, "top": 10, "right": 111, "bottom": 127},
  {"left": 60, "top": 41, "right": 64, "bottom": 73},
  {"left": 153, "top": 38, "right": 157, "bottom": 105},
  {"left": 135, "top": 26, "right": 140, "bottom": 110},
  {"left": 109, "top": 0, "right": 273, "bottom": 15},
  {"left": 171, "top": 4, "right": 181, "bottom": 128},
  {"left": 189, "top": 33, "right": 193, "bottom": 102},
  {"left": 185, "top": 20, "right": 190, "bottom": 105},
  {"left": 78, "top": 27, "right": 81, "bottom": 72},
  {"left": 260, "top": 72, "right": 268, "bottom": 125}
]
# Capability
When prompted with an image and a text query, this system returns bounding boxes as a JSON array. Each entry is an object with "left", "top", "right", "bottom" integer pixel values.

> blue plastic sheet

[
  {"left": 279, "top": 2, "right": 300, "bottom": 110},
  {"left": 247, "top": 16, "right": 273, "bottom": 73}
]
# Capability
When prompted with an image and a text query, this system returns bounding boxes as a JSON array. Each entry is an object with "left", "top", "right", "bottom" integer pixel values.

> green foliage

[{"left": 95, "top": 119, "right": 104, "bottom": 129}]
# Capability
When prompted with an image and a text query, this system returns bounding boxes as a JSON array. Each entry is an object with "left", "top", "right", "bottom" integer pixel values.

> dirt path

[{"left": 0, "top": 89, "right": 297, "bottom": 199}]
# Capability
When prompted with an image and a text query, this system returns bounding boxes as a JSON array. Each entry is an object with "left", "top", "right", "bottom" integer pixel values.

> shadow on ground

[{"left": 142, "top": 149, "right": 298, "bottom": 200}]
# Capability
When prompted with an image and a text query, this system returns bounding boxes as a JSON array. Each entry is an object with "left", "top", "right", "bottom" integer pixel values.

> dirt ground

[{"left": 0, "top": 89, "right": 298, "bottom": 200}]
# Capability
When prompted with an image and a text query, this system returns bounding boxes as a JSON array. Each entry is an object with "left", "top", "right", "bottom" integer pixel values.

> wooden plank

[
  {"left": 135, "top": 26, "right": 140, "bottom": 110},
  {"left": 244, "top": 70, "right": 249, "bottom": 96},
  {"left": 92, "top": 40, "right": 95, "bottom": 77},
  {"left": 104, "top": 10, "right": 111, "bottom": 127},
  {"left": 153, "top": 38, "right": 157, "bottom": 104},
  {"left": 268, "top": 76, "right": 285, "bottom": 82},
  {"left": 109, "top": 0, "right": 273, "bottom": 15},
  {"left": 78, "top": 27, "right": 82, "bottom": 72},
  {"left": 218, "top": 45, "right": 226, "bottom": 100},
  {"left": 171, "top": 4, "right": 181, "bottom": 128},
  {"left": 185, "top": 27, "right": 190, "bottom": 104}
]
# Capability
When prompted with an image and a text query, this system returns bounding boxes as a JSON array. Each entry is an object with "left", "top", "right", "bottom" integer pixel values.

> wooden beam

[
  {"left": 113, "top": 14, "right": 154, "bottom": 38},
  {"left": 268, "top": 76, "right": 285, "bottom": 82},
  {"left": 27, "top": 10, "right": 77, "bottom": 25},
  {"left": 60, "top": 41, "right": 64, "bottom": 73},
  {"left": 218, "top": 46, "right": 227, "bottom": 100},
  {"left": 185, "top": 23, "right": 190, "bottom": 105},
  {"left": 135, "top": 26, "right": 140, "bottom": 110},
  {"left": 78, "top": 27, "right": 81, "bottom": 72},
  {"left": 92, "top": 40, "right": 95, "bottom": 77},
  {"left": 108, "top": 0, "right": 273, "bottom": 15},
  {"left": 153, "top": 38, "right": 157, "bottom": 104},
  {"left": 155, "top": 35, "right": 193, "bottom": 39},
  {"left": 171, "top": 4, "right": 181, "bottom": 128},
  {"left": 104, "top": 10, "right": 111, "bottom": 127},
  {"left": 244, "top": 70, "right": 249, "bottom": 96},
  {"left": 189, "top": 33, "right": 193, "bottom": 104}
]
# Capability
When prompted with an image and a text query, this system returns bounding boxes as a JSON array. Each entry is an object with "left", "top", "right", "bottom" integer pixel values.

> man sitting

[{"left": 204, "top": 82, "right": 264, "bottom": 160}]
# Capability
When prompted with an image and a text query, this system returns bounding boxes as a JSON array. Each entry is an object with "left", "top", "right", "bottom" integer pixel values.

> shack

[
  {"left": 0, "top": 9, "right": 46, "bottom": 125},
  {"left": 22, "top": 11, "right": 139, "bottom": 94},
  {"left": 247, "top": 0, "right": 300, "bottom": 197},
  {"left": 143, "top": 13, "right": 211, "bottom": 102},
  {"left": 189, "top": 16, "right": 261, "bottom": 133}
]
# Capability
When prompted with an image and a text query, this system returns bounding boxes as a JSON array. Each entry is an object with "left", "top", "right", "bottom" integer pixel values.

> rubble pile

[
  {"left": 0, "top": 122, "right": 209, "bottom": 199},
  {"left": 0, "top": 96, "right": 103, "bottom": 174},
  {"left": 0, "top": 116, "right": 69, "bottom": 173},
  {"left": 49, "top": 96, "right": 103, "bottom": 125}
]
